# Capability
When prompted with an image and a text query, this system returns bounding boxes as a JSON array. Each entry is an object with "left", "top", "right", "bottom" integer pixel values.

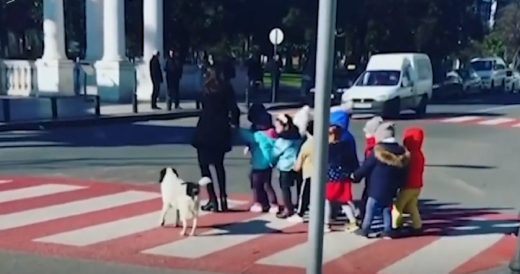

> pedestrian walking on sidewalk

[
  {"left": 164, "top": 49, "right": 184, "bottom": 109},
  {"left": 149, "top": 51, "right": 163, "bottom": 109},
  {"left": 192, "top": 65, "right": 240, "bottom": 212}
]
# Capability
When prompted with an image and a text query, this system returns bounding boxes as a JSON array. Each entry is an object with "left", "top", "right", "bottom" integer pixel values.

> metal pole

[
  {"left": 510, "top": 214, "right": 520, "bottom": 273},
  {"left": 307, "top": 0, "right": 337, "bottom": 273}
]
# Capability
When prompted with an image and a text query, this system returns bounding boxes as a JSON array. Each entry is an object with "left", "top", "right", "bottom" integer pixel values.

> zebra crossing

[
  {"left": 440, "top": 116, "right": 520, "bottom": 128},
  {"left": 0, "top": 176, "right": 517, "bottom": 274}
]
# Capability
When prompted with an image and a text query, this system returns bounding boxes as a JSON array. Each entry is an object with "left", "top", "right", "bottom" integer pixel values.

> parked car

[
  {"left": 504, "top": 69, "right": 520, "bottom": 93},
  {"left": 470, "top": 57, "right": 508, "bottom": 92},
  {"left": 341, "top": 53, "right": 433, "bottom": 118},
  {"left": 456, "top": 68, "right": 482, "bottom": 94},
  {"left": 437, "top": 71, "right": 464, "bottom": 99}
]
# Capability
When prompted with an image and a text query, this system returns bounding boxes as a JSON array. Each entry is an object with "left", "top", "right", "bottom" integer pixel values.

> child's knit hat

[
  {"left": 363, "top": 116, "right": 384, "bottom": 136},
  {"left": 374, "top": 122, "right": 396, "bottom": 141}
]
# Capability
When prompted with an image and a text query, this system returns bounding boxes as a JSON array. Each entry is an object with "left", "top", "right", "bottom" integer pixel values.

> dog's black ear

[
  {"left": 159, "top": 168, "right": 167, "bottom": 183},
  {"left": 170, "top": 168, "right": 179, "bottom": 177}
]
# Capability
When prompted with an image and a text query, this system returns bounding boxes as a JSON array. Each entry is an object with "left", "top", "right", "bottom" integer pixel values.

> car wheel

[
  {"left": 415, "top": 95, "right": 428, "bottom": 117},
  {"left": 382, "top": 98, "right": 400, "bottom": 119}
]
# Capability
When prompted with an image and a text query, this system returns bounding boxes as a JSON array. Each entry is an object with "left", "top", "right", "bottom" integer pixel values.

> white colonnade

[
  {"left": 37, "top": 0, "right": 164, "bottom": 102},
  {"left": 35, "top": 0, "right": 75, "bottom": 95}
]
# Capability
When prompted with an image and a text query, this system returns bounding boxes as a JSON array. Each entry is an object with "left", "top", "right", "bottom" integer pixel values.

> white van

[
  {"left": 470, "top": 57, "right": 508, "bottom": 92},
  {"left": 341, "top": 53, "right": 433, "bottom": 118}
]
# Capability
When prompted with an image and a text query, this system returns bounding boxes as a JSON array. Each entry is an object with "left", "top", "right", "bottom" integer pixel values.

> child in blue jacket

[
  {"left": 272, "top": 113, "right": 303, "bottom": 219},
  {"left": 242, "top": 107, "right": 279, "bottom": 213}
]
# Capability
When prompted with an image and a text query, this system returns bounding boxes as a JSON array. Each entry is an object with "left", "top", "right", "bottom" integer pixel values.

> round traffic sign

[{"left": 269, "top": 28, "right": 284, "bottom": 46}]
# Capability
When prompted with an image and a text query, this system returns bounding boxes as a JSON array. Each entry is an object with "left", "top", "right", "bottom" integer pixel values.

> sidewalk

[{"left": 0, "top": 100, "right": 303, "bottom": 132}]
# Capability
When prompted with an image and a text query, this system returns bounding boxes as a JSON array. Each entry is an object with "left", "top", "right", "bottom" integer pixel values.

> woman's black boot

[
  {"left": 202, "top": 183, "right": 219, "bottom": 212},
  {"left": 220, "top": 197, "right": 228, "bottom": 212},
  {"left": 201, "top": 200, "right": 219, "bottom": 212}
]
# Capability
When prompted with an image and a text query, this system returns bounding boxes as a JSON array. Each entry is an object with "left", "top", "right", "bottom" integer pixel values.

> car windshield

[
  {"left": 471, "top": 61, "right": 493, "bottom": 71},
  {"left": 355, "top": 70, "right": 401, "bottom": 87}
]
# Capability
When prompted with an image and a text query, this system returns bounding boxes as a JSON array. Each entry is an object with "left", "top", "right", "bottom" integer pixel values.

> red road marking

[
  {"left": 0, "top": 176, "right": 517, "bottom": 274},
  {"left": 203, "top": 223, "right": 308, "bottom": 273},
  {"left": 452, "top": 235, "right": 516, "bottom": 274}
]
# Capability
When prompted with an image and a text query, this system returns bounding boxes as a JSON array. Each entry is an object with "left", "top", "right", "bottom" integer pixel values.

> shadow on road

[{"left": 352, "top": 199, "right": 518, "bottom": 239}]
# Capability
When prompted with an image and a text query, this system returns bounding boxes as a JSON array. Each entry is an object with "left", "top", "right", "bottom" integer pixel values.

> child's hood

[
  {"left": 403, "top": 127, "right": 425, "bottom": 151},
  {"left": 329, "top": 109, "right": 350, "bottom": 130}
]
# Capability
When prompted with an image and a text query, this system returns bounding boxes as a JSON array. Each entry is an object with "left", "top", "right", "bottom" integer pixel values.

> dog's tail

[{"left": 198, "top": 177, "right": 212, "bottom": 186}]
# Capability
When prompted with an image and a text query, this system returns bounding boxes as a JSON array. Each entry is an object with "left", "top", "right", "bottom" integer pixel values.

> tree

[{"left": 494, "top": 0, "right": 520, "bottom": 67}]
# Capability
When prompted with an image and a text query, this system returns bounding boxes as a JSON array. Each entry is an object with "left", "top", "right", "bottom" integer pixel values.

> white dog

[{"left": 158, "top": 167, "right": 211, "bottom": 236}]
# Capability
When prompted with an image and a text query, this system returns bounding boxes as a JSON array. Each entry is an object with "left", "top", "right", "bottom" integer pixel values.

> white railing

[{"left": 0, "top": 60, "right": 38, "bottom": 96}]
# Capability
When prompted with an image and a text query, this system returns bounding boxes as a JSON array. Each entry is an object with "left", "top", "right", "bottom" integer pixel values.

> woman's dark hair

[
  {"left": 306, "top": 120, "right": 314, "bottom": 135},
  {"left": 203, "top": 66, "right": 224, "bottom": 94}
]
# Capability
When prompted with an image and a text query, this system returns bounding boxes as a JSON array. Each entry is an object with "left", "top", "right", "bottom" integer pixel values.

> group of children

[{"left": 240, "top": 103, "right": 426, "bottom": 239}]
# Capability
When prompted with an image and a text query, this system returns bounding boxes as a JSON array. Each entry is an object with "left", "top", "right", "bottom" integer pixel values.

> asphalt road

[{"left": 0, "top": 93, "right": 519, "bottom": 274}]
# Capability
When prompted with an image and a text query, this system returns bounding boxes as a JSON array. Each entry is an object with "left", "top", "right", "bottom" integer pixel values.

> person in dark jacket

[
  {"left": 246, "top": 53, "right": 264, "bottom": 90},
  {"left": 192, "top": 65, "right": 240, "bottom": 212},
  {"left": 351, "top": 122, "right": 410, "bottom": 239},
  {"left": 149, "top": 51, "right": 163, "bottom": 109},
  {"left": 267, "top": 54, "right": 283, "bottom": 94},
  {"left": 164, "top": 49, "right": 184, "bottom": 109}
]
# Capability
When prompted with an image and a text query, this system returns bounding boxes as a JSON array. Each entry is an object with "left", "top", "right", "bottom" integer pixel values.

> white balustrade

[{"left": 0, "top": 60, "right": 38, "bottom": 96}]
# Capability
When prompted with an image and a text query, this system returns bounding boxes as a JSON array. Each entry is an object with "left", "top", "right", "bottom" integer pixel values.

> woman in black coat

[{"left": 192, "top": 65, "right": 240, "bottom": 212}]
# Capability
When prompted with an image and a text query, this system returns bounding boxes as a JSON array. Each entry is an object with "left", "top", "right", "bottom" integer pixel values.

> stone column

[
  {"left": 84, "top": 0, "right": 104, "bottom": 61},
  {"left": 94, "top": 0, "right": 134, "bottom": 102},
  {"left": 143, "top": 0, "right": 164, "bottom": 60},
  {"left": 36, "top": 0, "right": 75, "bottom": 94},
  {"left": 137, "top": 0, "right": 164, "bottom": 101}
]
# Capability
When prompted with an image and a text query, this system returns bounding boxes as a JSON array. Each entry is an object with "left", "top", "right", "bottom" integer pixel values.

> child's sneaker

[
  {"left": 249, "top": 204, "right": 263, "bottom": 213},
  {"left": 269, "top": 204, "right": 279, "bottom": 214},
  {"left": 345, "top": 223, "right": 360, "bottom": 233},
  {"left": 287, "top": 214, "right": 304, "bottom": 223},
  {"left": 324, "top": 225, "right": 332, "bottom": 233}
]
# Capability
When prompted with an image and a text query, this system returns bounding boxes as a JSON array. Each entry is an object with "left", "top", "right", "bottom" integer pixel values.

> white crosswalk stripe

[
  {"left": 0, "top": 191, "right": 159, "bottom": 230},
  {"left": 0, "top": 181, "right": 514, "bottom": 274},
  {"left": 142, "top": 213, "right": 295, "bottom": 258},
  {"left": 477, "top": 118, "right": 516, "bottom": 125},
  {"left": 258, "top": 231, "right": 376, "bottom": 267},
  {"left": 0, "top": 184, "right": 85, "bottom": 203},
  {"left": 34, "top": 199, "right": 245, "bottom": 246},
  {"left": 442, "top": 116, "right": 481, "bottom": 123},
  {"left": 381, "top": 233, "right": 503, "bottom": 274}
]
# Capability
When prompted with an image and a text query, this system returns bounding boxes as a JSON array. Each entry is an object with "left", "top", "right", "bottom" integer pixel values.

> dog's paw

[
  {"left": 179, "top": 231, "right": 187, "bottom": 236},
  {"left": 189, "top": 231, "right": 196, "bottom": 236}
]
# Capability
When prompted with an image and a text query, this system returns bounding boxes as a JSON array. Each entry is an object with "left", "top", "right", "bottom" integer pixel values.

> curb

[{"left": 0, "top": 102, "right": 304, "bottom": 132}]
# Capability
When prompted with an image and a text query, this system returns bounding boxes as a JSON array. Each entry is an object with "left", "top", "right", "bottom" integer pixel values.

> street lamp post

[{"left": 306, "top": 0, "right": 337, "bottom": 273}]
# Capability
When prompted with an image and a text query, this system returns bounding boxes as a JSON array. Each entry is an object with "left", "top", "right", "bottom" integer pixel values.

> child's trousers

[
  {"left": 296, "top": 178, "right": 311, "bottom": 217},
  {"left": 250, "top": 169, "right": 271, "bottom": 208},
  {"left": 392, "top": 188, "right": 422, "bottom": 229},
  {"left": 362, "top": 197, "right": 392, "bottom": 235},
  {"left": 279, "top": 171, "right": 296, "bottom": 215},
  {"left": 324, "top": 200, "right": 357, "bottom": 225}
]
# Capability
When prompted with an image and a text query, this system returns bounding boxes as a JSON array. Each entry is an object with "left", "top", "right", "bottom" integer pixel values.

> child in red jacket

[
  {"left": 358, "top": 116, "right": 383, "bottom": 223},
  {"left": 392, "top": 127, "right": 425, "bottom": 232}
]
